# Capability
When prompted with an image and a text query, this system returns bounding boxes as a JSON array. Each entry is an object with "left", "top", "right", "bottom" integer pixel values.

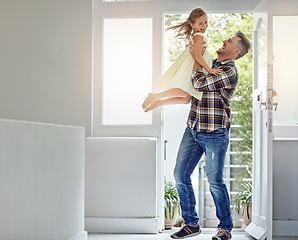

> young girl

[{"left": 142, "top": 8, "right": 222, "bottom": 112}]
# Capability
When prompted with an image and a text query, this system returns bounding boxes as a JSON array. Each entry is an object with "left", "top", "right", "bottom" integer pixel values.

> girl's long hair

[{"left": 166, "top": 8, "right": 207, "bottom": 41}]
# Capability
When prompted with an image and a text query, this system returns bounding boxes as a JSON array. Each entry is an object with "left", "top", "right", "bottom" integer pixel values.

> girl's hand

[{"left": 208, "top": 68, "right": 223, "bottom": 76}]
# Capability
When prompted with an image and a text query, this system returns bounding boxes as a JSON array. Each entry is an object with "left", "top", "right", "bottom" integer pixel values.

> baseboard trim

[
  {"left": 273, "top": 220, "right": 298, "bottom": 237},
  {"left": 85, "top": 217, "right": 160, "bottom": 234}
]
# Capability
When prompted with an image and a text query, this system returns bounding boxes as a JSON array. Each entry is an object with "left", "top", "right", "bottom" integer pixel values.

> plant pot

[
  {"left": 242, "top": 202, "right": 252, "bottom": 226},
  {"left": 165, "top": 203, "right": 180, "bottom": 230}
]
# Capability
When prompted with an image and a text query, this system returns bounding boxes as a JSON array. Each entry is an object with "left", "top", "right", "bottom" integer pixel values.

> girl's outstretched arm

[{"left": 193, "top": 35, "right": 222, "bottom": 75}]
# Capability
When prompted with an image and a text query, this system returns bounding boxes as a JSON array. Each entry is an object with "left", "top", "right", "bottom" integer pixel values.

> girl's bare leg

[
  {"left": 142, "top": 88, "right": 190, "bottom": 110},
  {"left": 144, "top": 95, "right": 192, "bottom": 112}
]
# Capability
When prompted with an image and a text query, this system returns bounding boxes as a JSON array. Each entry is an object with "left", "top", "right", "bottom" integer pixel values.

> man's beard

[
  {"left": 216, "top": 49, "right": 224, "bottom": 57},
  {"left": 217, "top": 49, "right": 228, "bottom": 58}
]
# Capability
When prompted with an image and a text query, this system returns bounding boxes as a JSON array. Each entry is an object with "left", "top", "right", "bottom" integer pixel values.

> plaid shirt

[{"left": 187, "top": 58, "right": 238, "bottom": 132}]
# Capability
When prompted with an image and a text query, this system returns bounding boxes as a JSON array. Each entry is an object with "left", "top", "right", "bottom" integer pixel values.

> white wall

[
  {"left": 0, "top": 119, "right": 86, "bottom": 240},
  {"left": 0, "top": 0, "right": 91, "bottom": 237},
  {"left": 272, "top": 138, "right": 298, "bottom": 237},
  {"left": 0, "top": 0, "right": 92, "bottom": 135},
  {"left": 270, "top": 0, "right": 298, "bottom": 238}
]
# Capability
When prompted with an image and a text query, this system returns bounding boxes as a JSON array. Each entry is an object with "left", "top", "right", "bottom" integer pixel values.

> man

[{"left": 171, "top": 31, "right": 251, "bottom": 240}]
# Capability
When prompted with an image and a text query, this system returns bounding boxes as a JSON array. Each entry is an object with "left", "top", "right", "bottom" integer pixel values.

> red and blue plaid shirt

[{"left": 187, "top": 58, "right": 238, "bottom": 132}]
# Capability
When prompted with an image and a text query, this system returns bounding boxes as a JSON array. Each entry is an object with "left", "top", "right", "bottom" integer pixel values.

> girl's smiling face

[{"left": 191, "top": 14, "right": 208, "bottom": 34}]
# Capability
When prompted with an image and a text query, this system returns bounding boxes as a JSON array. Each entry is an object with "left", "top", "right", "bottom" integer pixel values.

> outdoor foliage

[
  {"left": 164, "top": 180, "right": 180, "bottom": 219},
  {"left": 207, "top": 13, "right": 253, "bottom": 181},
  {"left": 164, "top": 13, "right": 253, "bottom": 183},
  {"left": 232, "top": 182, "right": 252, "bottom": 219}
]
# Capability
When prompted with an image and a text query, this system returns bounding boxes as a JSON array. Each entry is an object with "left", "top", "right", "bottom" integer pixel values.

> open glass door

[
  {"left": 86, "top": 0, "right": 164, "bottom": 233},
  {"left": 245, "top": 0, "right": 274, "bottom": 239}
]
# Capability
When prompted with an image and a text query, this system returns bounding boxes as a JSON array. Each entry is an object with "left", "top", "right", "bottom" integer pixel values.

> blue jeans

[{"left": 174, "top": 126, "right": 233, "bottom": 231}]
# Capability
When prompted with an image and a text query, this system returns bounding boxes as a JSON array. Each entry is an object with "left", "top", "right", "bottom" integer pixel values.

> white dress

[{"left": 157, "top": 32, "right": 212, "bottom": 100}]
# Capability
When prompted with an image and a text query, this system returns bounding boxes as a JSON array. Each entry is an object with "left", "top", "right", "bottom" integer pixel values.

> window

[
  {"left": 273, "top": 16, "right": 298, "bottom": 125},
  {"left": 102, "top": 18, "right": 153, "bottom": 125}
]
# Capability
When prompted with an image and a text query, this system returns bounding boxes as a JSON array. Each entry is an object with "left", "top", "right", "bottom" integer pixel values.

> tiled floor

[{"left": 88, "top": 228, "right": 254, "bottom": 240}]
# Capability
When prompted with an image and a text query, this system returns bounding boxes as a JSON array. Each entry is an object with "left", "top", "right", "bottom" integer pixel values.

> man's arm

[
  {"left": 192, "top": 66, "right": 238, "bottom": 92},
  {"left": 189, "top": 42, "right": 237, "bottom": 92}
]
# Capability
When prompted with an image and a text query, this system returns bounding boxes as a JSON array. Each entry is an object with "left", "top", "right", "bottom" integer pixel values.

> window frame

[{"left": 92, "top": 0, "right": 163, "bottom": 137}]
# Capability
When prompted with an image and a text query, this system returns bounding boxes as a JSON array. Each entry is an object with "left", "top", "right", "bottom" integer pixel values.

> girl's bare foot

[
  {"left": 142, "top": 93, "right": 156, "bottom": 110},
  {"left": 144, "top": 100, "right": 161, "bottom": 112}
]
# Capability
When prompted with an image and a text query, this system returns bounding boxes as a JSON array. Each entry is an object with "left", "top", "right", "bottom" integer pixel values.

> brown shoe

[{"left": 212, "top": 228, "right": 232, "bottom": 240}]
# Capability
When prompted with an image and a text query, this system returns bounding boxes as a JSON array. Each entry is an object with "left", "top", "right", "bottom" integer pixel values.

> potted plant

[
  {"left": 232, "top": 181, "right": 252, "bottom": 226},
  {"left": 164, "top": 180, "right": 181, "bottom": 230}
]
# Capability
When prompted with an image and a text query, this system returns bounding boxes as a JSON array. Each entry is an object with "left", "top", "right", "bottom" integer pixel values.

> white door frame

[
  {"left": 246, "top": 0, "right": 274, "bottom": 239},
  {"left": 90, "top": 0, "right": 165, "bottom": 232},
  {"left": 91, "top": 0, "right": 163, "bottom": 138},
  {"left": 90, "top": 0, "right": 276, "bottom": 234}
]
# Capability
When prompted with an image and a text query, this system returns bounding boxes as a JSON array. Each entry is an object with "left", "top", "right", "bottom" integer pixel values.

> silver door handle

[
  {"left": 164, "top": 140, "right": 167, "bottom": 160},
  {"left": 260, "top": 101, "right": 267, "bottom": 110}
]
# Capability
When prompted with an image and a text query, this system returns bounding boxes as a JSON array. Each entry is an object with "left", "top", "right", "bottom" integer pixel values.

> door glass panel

[
  {"left": 273, "top": 16, "right": 298, "bottom": 125},
  {"left": 102, "top": 18, "right": 152, "bottom": 125}
]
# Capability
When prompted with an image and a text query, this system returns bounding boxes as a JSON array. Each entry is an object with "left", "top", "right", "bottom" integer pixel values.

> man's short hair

[{"left": 235, "top": 31, "right": 251, "bottom": 60}]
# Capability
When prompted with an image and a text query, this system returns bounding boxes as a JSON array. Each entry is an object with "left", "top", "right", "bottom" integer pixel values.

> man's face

[{"left": 217, "top": 36, "right": 240, "bottom": 56}]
